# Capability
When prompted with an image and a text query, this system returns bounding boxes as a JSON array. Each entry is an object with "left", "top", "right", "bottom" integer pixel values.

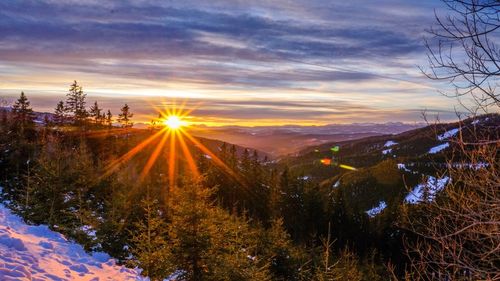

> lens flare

[
  {"left": 339, "top": 164, "right": 357, "bottom": 171},
  {"left": 320, "top": 158, "right": 332, "bottom": 165}
]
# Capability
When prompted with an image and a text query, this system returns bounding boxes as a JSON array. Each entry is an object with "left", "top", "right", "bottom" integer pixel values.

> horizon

[{"left": 0, "top": 103, "right": 436, "bottom": 128}]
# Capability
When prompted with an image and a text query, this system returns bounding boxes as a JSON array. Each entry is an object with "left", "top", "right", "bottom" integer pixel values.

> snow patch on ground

[
  {"left": 382, "top": 148, "right": 392, "bottom": 155},
  {"left": 397, "top": 163, "right": 418, "bottom": 174},
  {"left": 397, "top": 163, "right": 411, "bottom": 172},
  {"left": 384, "top": 140, "right": 398, "bottom": 147},
  {"left": 437, "top": 128, "right": 459, "bottom": 141},
  {"left": 405, "top": 176, "right": 450, "bottom": 204},
  {"left": 79, "top": 225, "right": 97, "bottom": 240},
  {"left": 332, "top": 180, "right": 340, "bottom": 188},
  {"left": 366, "top": 201, "right": 387, "bottom": 218},
  {"left": 0, "top": 202, "right": 147, "bottom": 281},
  {"left": 428, "top": 143, "right": 449, "bottom": 154},
  {"left": 448, "top": 162, "right": 489, "bottom": 170}
]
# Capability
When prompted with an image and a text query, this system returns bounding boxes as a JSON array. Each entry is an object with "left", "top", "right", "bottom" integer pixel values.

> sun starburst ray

[
  {"left": 102, "top": 101, "right": 246, "bottom": 199},
  {"left": 139, "top": 130, "right": 170, "bottom": 182},
  {"left": 168, "top": 130, "right": 177, "bottom": 188},
  {"left": 102, "top": 128, "right": 167, "bottom": 178},
  {"left": 67, "top": 127, "right": 130, "bottom": 139},
  {"left": 177, "top": 130, "right": 200, "bottom": 177},
  {"left": 179, "top": 102, "right": 203, "bottom": 118},
  {"left": 181, "top": 130, "right": 246, "bottom": 187}
]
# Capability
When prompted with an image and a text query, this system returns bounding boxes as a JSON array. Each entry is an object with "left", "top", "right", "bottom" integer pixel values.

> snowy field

[{"left": 0, "top": 203, "right": 147, "bottom": 281}]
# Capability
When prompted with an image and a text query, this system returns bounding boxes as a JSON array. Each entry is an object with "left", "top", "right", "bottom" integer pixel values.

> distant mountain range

[
  {"left": 188, "top": 122, "right": 424, "bottom": 156},
  {"left": 3, "top": 107, "right": 442, "bottom": 157}
]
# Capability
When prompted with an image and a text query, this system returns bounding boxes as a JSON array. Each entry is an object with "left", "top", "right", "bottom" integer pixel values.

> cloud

[
  {"left": 0, "top": 1, "right": 427, "bottom": 83},
  {"left": 0, "top": 0, "right": 459, "bottom": 124}
]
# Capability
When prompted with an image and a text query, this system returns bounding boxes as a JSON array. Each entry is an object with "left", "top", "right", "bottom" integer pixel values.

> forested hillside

[
  {"left": 1, "top": 85, "right": 498, "bottom": 280},
  {"left": 0, "top": 88, "right": 392, "bottom": 280}
]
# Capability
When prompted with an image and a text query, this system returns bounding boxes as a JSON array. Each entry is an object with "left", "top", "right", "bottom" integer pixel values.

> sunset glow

[
  {"left": 102, "top": 104, "right": 242, "bottom": 190},
  {"left": 0, "top": 0, "right": 471, "bottom": 125}
]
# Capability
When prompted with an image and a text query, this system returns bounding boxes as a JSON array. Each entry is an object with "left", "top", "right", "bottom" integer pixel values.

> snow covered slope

[{"left": 0, "top": 203, "right": 145, "bottom": 281}]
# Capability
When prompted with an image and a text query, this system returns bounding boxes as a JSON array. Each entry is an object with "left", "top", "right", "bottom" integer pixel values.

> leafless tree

[
  {"left": 405, "top": 1, "right": 500, "bottom": 280},
  {"left": 405, "top": 133, "right": 499, "bottom": 280},
  {"left": 421, "top": 0, "right": 500, "bottom": 111}
]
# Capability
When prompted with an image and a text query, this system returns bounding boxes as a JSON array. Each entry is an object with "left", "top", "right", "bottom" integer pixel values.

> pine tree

[
  {"left": 148, "top": 119, "right": 158, "bottom": 131},
  {"left": 9, "top": 92, "right": 36, "bottom": 184},
  {"left": 117, "top": 104, "right": 133, "bottom": 128},
  {"left": 99, "top": 112, "right": 107, "bottom": 125},
  {"left": 0, "top": 102, "right": 9, "bottom": 157},
  {"left": 89, "top": 101, "right": 102, "bottom": 125},
  {"left": 313, "top": 224, "right": 336, "bottom": 281},
  {"left": 98, "top": 175, "right": 134, "bottom": 260},
  {"left": 250, "top": 150, "right": 262, "bottom": 181},
  {"left": 0, "top": 107, "right": 8, "bottom": 132},
  {"left": 105, "top": 109, "right": 113, "bottom": 128},
  {"left": 328, "top": 249, "right": 363, "bottom": 281},
  {"left": 167, "top": 178, "right": 217, "bottom": 280},
  {"left": 25, "top": 137, "right": 69, "bottom": 225},
  {"left": 53, "top": 101, "right": 66, "bottom": 126},
  {"left": 166, "top": 177, "right": 271, "bottom": 280},
  {"left": 241, "top": 148, "right": 251, "bottom": 173},
  {"left": 259, "top": 217, "right": 301, "bottom": 280},
  {"left": 72, "top": 142, "right": 95, "bottom": 224},
  {"left": 62, "top": 141, "right": 99, "bottom": 249},
  {"left": 219, "top": 142, "right": 228, "bottom": 161},
  {"left": 268, "top": 169, "right": 283, "bottom": 219},
  {"left": 129, "top": 191, "right": 172, "bottom": 281},
  {"left": 279, "top": 167, "right": 307, "bottom": 241},
  {"left": 65, "top": 80, "right": 87, "bottom": 125},
  {"left": 228, "top": 144, "right": 237, "bottom": 169},
  {"left": 20, "top": 158, "right": 34, "bottom": 217},
  {"left": 11, "top": 92, "right": 36, "bottom": 137},
  {"left": 42, "top": 115, "right": 50, "bottom": 126},
  {"left": 195, "top": 142, "right": 210, "bottom": 175}
]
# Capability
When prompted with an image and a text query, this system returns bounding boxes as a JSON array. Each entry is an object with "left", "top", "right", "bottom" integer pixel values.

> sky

[{"left": 0, "top": 0, "right": 467, "bottom": 126}]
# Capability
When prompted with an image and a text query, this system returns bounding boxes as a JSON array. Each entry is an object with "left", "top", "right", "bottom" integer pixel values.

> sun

[
  {"left": 163, "top": 115, "right": 184, "bottom": 130},
  {"left": 104, "top": 100, "right": 244, "bottom": 191}
]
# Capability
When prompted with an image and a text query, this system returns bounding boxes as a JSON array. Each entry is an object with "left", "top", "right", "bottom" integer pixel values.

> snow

[
  {"left": 448, "top": 162, "right": 489, "bottom": 170},
  {"left": 397, "top": 163, "right": 411, "bottom": 172},
  {"left": 405, "top": 176, "right": 450, "bottom": 204},
  {"left": 79, "top": 225, "right": 97, "bottom": 240},
  {"left": 63, "top": 193, "right": 72, "bottom": 203},
  {"left": 332, "top": 180, "right": 340, "bottom": 188},
  {"left": 428, "top": 143, "right": 449, "bottom": 154},
  {"left": 437, "top": 128, "right": 459, "bottom": 141},
  {"left": 397, "top": 163, "right": 418, "bottom": 174},
  {"left": 0, "top": 202, "right": 147, "bottom": 281},
  {"left": 384, "top": 140, "right": 398, "bottom": 147},
  {"left": 382, "top": 148, "right": 392, "bottom": 155},
  {"left": 366, "top": 201, "right": 387, "bottom": 218}
]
